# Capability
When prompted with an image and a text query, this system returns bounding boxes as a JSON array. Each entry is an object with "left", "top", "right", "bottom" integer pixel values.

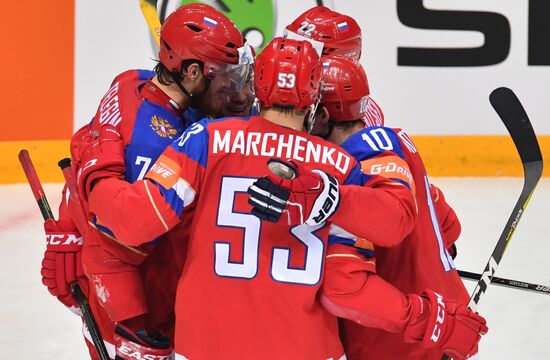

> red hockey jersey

[
  {"left": 336, "top": 126, "right": 466, "bottom": 360},
  {"left": 85, "top": 116, "right": 418, "bottom": 359}
]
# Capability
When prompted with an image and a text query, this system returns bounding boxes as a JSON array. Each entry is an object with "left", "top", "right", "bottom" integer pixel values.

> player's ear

[
  {"left": 319, "top": 106, "right": 330, "bottom": 124},
  {"left": 184, "top": 62, "right": 203, "bottom": 82}
]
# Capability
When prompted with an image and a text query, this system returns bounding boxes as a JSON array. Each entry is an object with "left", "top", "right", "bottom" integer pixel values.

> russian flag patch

[
  {"left": 323, "top": 62, "right": 330, "bottom": 69},
  {"left": 337, "top": 22, "right": 349, "bottom": 32},
  {"left": 203, "top": 17, "right": 218, "bottom": 27}
]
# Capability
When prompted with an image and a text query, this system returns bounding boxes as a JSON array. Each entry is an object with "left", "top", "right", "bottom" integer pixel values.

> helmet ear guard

[{"left": 320, "top": 56, "right": 369, "bottom": 123}]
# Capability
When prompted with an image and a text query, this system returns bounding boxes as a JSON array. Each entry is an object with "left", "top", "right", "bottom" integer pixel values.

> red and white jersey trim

[{"left": 362, "top": 97, "right": 384, "bottom": 127}]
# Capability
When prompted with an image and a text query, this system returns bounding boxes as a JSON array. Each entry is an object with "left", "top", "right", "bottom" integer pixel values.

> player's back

[
  {"left": 71, "top": 69, "right": 189, "bottom": 339},
  {"left": 164, "top": 115, "right": 353, "bottom": 359},
  {"left": 338, "top": 126, "right": 468, "bottom": 360}
]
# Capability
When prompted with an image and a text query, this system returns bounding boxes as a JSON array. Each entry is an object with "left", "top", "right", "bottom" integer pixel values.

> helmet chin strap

[
  {"left": 252, "top": 97, "right": 261, "bottom": 115},
  {"left": 169, "top": 71, "right": 211, "bottom": 101},
  {"left": 306, "top": 99, "right": 321, "bottom": 133}
]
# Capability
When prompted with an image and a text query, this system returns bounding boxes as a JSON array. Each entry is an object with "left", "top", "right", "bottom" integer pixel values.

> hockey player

[
  {"left": 317, "top": 55, "right": 486, "bottom": 359},
  {"left": 41, "top": 4, "right": 253, "bottom": 359},
  {"left": 286, "top": 5, "right": 460, "bottom": 257},
  {"left": 284, "top": 5, "right": 385, "bottom": 134},
  {"left": 71, "top": 37, "right": 419, "bottom": 359}
]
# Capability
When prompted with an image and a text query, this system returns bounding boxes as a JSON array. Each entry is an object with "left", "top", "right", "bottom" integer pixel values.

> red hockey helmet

[
  {"left": 159, "top": 3, "right": 244, "bottom": 76},
  {"left": 321, "top": 55, "right": 383, "bottom": 126},
  {"left": 285, "top": 6, "right": 362, "bottom": 60},
  {"left": 255, "top": 37, "right": 322, "bottom": 110}
]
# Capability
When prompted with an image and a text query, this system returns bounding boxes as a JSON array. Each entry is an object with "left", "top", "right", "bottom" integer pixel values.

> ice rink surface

[{"left": 1, "top": 178, "right": 549, "bottom": 359}]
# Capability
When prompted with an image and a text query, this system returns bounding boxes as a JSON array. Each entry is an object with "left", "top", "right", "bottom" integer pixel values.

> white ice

[{"left": 1, "top": 179, "right": 549, "bottom": 359}]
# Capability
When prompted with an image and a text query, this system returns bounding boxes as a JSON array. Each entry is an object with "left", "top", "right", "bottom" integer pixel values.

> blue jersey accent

[
  {"left": 343, "top": 162, "right": 363, "bottom": 186},
  {"left": 206, "top": 115, "right": 252, "bottom": 124},
  {"left": 328, "top": 235, "right": 374, "bottom": 257},
  {"left": 183, "top": 106, "right": 204, "bottom": 127},
  {"left": 340, "top": 126, "right": 406, "bottom": 162},
  {"left": 158, "top": 116, "right": 253, "bottom": 218},
  {"left": 91, "top": 69, "right": 188, "bottom": 242},
  {"left": 159, "top": 183, "right": 186, "bottom": 219},
  {"left": 137, "top": 69, "right": 155, "bottom": 81},
  {"left": 125, "top": 100, "right": 186, "bottom": 182},
  {"left": 170, "top": 119, "right": 210, "bottom": 168},
  {"left": 168, "top": 116, "right": 252, "bottom": 169},
  {"left": 152, "top": 119, "right": 212, "bottom": 218}
]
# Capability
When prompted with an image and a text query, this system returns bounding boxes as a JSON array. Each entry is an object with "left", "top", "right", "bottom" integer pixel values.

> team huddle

[{"left": 41, "top": 4, "right": 488, "bottom": 360}]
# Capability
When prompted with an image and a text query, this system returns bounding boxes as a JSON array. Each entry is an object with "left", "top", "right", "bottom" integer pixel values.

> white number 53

[{"left": 277, "top": 73, "right": 296, "bottom": 89}]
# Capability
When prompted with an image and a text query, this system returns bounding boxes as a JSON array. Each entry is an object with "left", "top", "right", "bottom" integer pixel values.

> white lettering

[
  {"left": 398, "top": 130, "right": 418, "bottom": 154},
  {"left": 211, "top": 130, "right": 351, "bottom": 174},
  {"left": 335, "top": 152, "right": 350, "bottom": 174},
  {"left": 64, "top": 234, "right": 83, "bottom": 245},
  {"left": 305, "top": 141, "right": 321, "bottom": 163},
  {"left": 293, "top": 136, "right": 306, "bottom": 162},
  {"left": 321, "top": 147, "right": 336, "bottom": 166},
  {"left": 150, "top": 163, "right": 174, "bottom": 178},
  {"left": 261, "top": 133, "right": 276, "bottom": 157},
  {"left": 430, "top": 291, "right": 446, "bottom": 343},
  {"left": 246, "top": 132, "right": 261, "bottom": 156},
  {"left": 46, "top": 234, "right": 83, "bottom": 246},
  {"left": 277, "top": 134, "right": 294, "bottom": 159},
  {"left": 213, "top": 130, "right": 231, "bottom": 154},
  {"left": 98, "top": 82, "right": 122, "bottom": 127},
  {"left": 231, "top": 130, "right": 245, "bottom": 154}
]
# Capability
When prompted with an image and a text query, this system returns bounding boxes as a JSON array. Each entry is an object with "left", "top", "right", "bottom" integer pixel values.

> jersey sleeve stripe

[
  {"left": 326, "top": 253, "right": 363, "bottom": 260},
  {"left": 88, "top": 221, "right": 147, "bottom": 256},
  {"left": 173, "top": 177, "right": 196, "bottom": 206},
  {"left": 146, "top": 133, "right": 206, "bottom": 218},
  {"left": 329, "top": 235, "right": 375, "bottom": 257},
  {"left": 144, "top": 180, "right": 170, "bottom": 232}
]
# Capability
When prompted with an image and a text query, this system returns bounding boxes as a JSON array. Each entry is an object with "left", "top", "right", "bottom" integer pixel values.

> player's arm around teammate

[
  {"left": 317, "top": 56, "right": 486, "bottom": 360},
  {"left": 46, "top": 4, "right": 254, "bottom": 359}
]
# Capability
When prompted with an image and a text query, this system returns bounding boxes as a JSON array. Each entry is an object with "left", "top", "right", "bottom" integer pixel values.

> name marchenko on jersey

[{"left": 212, "top": 129, "right": 351, "bottom": 175}]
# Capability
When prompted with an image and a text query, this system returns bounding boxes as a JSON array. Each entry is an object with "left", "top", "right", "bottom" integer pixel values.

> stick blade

[{"left": 489, "top": 87, "right": 543, "bottom": 164}]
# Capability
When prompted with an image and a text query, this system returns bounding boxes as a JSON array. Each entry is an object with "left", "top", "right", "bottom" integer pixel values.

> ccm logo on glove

[
  {"left": 46, "top": 233, "right": 83, "bottom": 246},
  {"left": 430, "top": 291, "right": 446, "bottom": 343}
]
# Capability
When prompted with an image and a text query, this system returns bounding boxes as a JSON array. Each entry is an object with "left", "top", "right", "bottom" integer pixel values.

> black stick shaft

[
  {"left": 58, "top": 159, "right": 111, "bottom": 360},
  {"left": 459, "top": 270, "right": 550, "bottom": 296}
]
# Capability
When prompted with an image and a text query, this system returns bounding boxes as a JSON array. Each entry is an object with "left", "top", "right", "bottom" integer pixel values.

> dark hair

[
  {"left": 315, "top": 103, "right": 325, "bottom": 116},
  {"left": 154, "top": 60, "right": 205, "bottom": 85},
  {"left": 270, "top": 103, "right": 307, "bottom": 117},
  {"left": 331, "top": 118, "right": 363, "bottom": 129}
]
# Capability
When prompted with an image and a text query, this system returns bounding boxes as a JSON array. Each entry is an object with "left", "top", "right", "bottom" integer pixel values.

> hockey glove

[
  {"left": 113, "top": 324, "right": 173, "bottom": 360},
  {"left": 41, "top": 218, "right": 85, "bottom": 312},
  {"left": 248, "top": 159, "right": 340, "bottom": 226},
  {"left": 74, "top": 124, "right": 125, "bottom": 201},
  {"left": 404, "top": 289, "right": 488, "bottom": 360}
]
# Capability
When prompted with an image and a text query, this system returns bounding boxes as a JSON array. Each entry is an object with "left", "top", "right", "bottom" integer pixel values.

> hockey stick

[
  {"left": 458, "top": 270, "right": 549, "bottom": 296},
  {"left": 442, "top": 88, "right": 543, "bottom": 360},
  {"left": 57, "top": 158, "right": 111, "bottom": 360},
  {"left": 468, "top": 87, "right": 543, "bottom": 311},
  {"left": 57, "top": 158, "right": 89, "bottom": 237},
  {"left": 139, "top": 0, "right": 161, "bottom": 46},
  {"left": 18, "top": 150, "right": 54, "bottom": 221},
  {"left": 18, "top": 150, "right": 110, "bottom": 360}
]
